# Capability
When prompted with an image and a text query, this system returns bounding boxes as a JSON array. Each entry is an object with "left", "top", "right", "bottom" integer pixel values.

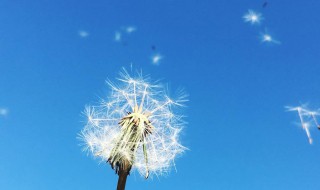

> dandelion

[
  {"left": 243, "top": 10, "right": 263, "bottom": 25},
  {"left": 287, "top": 105, "right": 320, "bottom": 144},
  {"left": 80, "top": 68, "right": 187, "bottom": 189}
]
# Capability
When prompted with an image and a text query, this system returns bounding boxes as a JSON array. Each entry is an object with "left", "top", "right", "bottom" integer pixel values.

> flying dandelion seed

[
  {"left": 260, "top": 32, "right": 280, "bottom": 44},
  {"left": 287, "top": 105, "right": 320, "bottom": 144},
  {"left": 125, "top": 26, "right": 137, "bottom": 34},
  {"left": 243, "top": 10, "right": 263, "bottom": 25},
  {"left": 78, "top": 30, "right": 89, "bottom": 38},
  {"left": 115, "top": 31, "right": 122, "bottom": 42},
  {"left": 80, "top": 68, "right": 187, "bottom": 189},
  {"left": 151, "top": 54, "right": 163, "bottom": 65},
  {"left": 262, "top": 34, "right": 272, "bottom": 42},
  {"left": 0, "top": 108, "right": 8, "bottom": 116}
]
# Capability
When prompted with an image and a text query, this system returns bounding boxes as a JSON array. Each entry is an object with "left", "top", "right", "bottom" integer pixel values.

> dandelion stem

[{"left": 117, "top": 161, "right": 130, "bottom": 190}]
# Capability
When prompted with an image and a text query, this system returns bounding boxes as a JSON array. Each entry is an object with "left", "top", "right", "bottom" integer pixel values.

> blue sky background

[{"left": 1, "top": 0, "right": 320, "bottom": 189}]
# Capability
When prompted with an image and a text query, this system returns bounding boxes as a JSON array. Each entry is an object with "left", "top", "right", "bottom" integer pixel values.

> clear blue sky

[{"left": 1, "top": 0, "right": 320, "bottom": 189}]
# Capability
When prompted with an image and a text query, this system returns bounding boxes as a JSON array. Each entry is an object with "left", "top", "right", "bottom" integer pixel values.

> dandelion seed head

[
  {"left": 80, "top": 68, "right": 187, "bottom": 178},
  {"left": 243, "top": 10, "right": 263, "bottom": 24}
]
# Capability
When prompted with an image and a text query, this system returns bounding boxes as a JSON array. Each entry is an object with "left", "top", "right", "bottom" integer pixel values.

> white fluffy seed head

[{"left": 80, "top": 68, "right": 187, "bottom": 178}]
